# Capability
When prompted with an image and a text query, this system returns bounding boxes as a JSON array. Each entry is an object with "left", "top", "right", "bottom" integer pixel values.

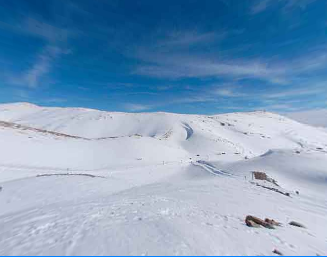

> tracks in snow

[
  {"left": 36, "top": 173, "right": 105, "bottom": 178},
  {"left": 194, "top": 160, "right": 233, "bottom": 177},
  {"left": 182, "top": 123, "right": 194, "bottom": 140}
]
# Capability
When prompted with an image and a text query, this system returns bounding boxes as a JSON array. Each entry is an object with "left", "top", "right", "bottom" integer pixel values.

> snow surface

[
  {"left": 0, "top": 103, "right": 326, "bottom": 255},
  {"left": 285, "top": 109, "right": 327, "bottom": 128}
]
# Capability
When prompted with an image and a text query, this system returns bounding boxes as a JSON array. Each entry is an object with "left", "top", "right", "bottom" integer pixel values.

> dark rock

[
  {"left": 245, "top": 215, "right": 275, "bottom": 229},
  {"left": 273, "top": 249, "right": 283, "bottom": 256},
  {"left": 246, "top": 219, "right": 260, "bottom": 228},
  {"left": 289, "top": 221, "right": 306, "bottom": 228},
  {"left": 265, "top": 218, "right": 282, "bottom": 227},
  {"left": 253, "top": 171, "right": 268, "bottom": 180}
]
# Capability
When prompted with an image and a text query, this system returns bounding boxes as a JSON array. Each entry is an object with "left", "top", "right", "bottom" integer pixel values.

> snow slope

[
  {"left": 1, "top": 102, "right": 327, "bottom": 161},
  {"left": 285, "top": 109, "right": 327, "bottom": 128},
  {"left": 0, "top": 103, "right": 327, "bottom": 255}
]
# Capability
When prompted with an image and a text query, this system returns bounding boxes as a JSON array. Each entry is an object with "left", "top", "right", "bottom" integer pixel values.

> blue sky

[{"left": 0, "top": 0, "right": 327, "bottom": 114}]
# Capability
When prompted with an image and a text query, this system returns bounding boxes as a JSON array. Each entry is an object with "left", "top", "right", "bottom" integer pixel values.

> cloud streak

[
  {"left": 251, "top": 0, "right": 272, "bottom": 14},
  {"left": 251, "top": 0, "right": 317, "bottom": 14},
  {"left": 132, "top": 29, "right": 327, "bottom": 85},
  {"left": 210, "top": 82, "right": 327, "bottom": 100},
  {"left": 133, "top": 50, "right": 285, "bottom": 83},
  {"left": 9, "top": 45, "right": 70, "bottom": 88},
  {"left": 22, "top": 18, "right": 73, "bottom": 43},
  {"left": 158, "top": 30, "right": 223, "bottom": 47},
  {"left": 124, "top": 103, "right": 153, "bottom": 112},
  {"left": 5, "top": 18, "right": 73, "bottom": 88}
]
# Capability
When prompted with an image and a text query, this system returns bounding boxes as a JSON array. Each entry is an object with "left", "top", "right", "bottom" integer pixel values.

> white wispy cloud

[
  {"left": 212, "top": 82, "right": 326, "bottom": 100},
  {"left": 133, "top": 30, "right": 327, "bottom": 85},
  {"left": 251, "top": 0, "right": 317, "bottom": 14},
  {"left": 6, "top": 18, "right": 73, "bottom": 88},
  {"left": 9, "top": 45, "right": 71, "bottom": 88},
  {"left": 133, "top": 53, "right": 286, "bottom": 84},
  {"left": 42, "top": 98, "right": 68, "bottom": 104},
  {"left": 124, "top": 94, "right": 216, "bottom": 112},
  {"left": 121, "top": 80, "right": 326, "bottom": 113},
  {"left": 251, "top": 0, "right": 272, "bottom": 14},
  {"left": 124, "top": 103, "right": 153, "bottom": 112},
  {"left": 130, "top": 29, "right": 291, "bottom": 83},
  {"left": 214, "top": 87, "right": 247, "bottom": 98},
  {"left": 288, "top": 50, "right": 327, "bottom": 73},
  {"left": 264, "top": 87, "right": 325, "bottom": 99},
  {"left": 155, "top": 80, "right": 327, "bottom": 112},
  {"left": 258, "top": 103, "right": 300, "bottom": 111},
  {"left": 158, "top": 30, "right": 223, "bottom": 47},
  {"left": 156, "top": 85, "right": 173, "bottom": 91},
  {"left": 283, "top": 0, "right": 317, "bottom": 10},
  {"left": 169, "top": 95, "right": 216, "bottom": 104},
  {"left": 14, "top": 89, "right": 31, "bottom": 100},
  {"left": 22, "top": 17, "right": 73, "bottom": 43}
]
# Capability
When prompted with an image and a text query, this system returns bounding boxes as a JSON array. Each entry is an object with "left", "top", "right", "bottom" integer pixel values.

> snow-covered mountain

[
  {"left": 0, "top": 102, "right": 327, "bottom": 255},
  {"left": 285, "top": 109, "right": 327, "bottom": 128}
]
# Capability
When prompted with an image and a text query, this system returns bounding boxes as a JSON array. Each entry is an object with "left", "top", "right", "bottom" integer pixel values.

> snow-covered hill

[
  {"left": 1, "top": 102, "right": 326, "bottom": 161},
  {"left": 285, "top": 109, "right": 327, "bottom": 128},
  {"left": 0, "top": 102, "right": 326, "bottom": 255}
]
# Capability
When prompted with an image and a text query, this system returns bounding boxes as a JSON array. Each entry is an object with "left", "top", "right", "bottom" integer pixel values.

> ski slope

[{"left": 0, "top": 103, "right": 326, "bottom": 255}]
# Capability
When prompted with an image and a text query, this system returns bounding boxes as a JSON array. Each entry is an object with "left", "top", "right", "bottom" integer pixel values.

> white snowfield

[
  {"left": 286, "top": 109, "right": 327, "bottom": 129},
  {"left": 0, "top": 102, "right": 326, "bottom": 256}
]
